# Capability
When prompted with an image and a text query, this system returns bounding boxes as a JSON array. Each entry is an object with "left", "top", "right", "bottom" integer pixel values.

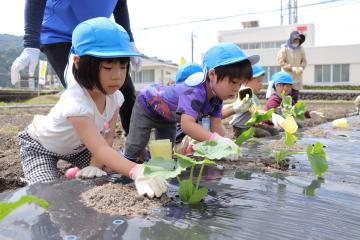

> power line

[{"left": 134, "top": 0, "right": 358, "bottom": 31}]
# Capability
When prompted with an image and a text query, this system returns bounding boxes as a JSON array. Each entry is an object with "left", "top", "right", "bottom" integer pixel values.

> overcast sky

[{"left": 1, "top": 0, "right": 360, "bottom": 64}]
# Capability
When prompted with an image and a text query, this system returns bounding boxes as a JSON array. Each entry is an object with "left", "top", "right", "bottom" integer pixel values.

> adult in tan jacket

[{"left": 277, "top": 31, "right": 307, "bottom": 103}]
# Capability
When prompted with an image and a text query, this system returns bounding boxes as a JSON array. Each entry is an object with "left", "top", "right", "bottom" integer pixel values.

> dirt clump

[{"left": 80, "top": 182, "right": 170, "bottom": 217}]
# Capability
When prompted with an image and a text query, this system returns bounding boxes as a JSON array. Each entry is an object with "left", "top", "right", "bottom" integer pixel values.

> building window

[
  {"left": 238, "top": 41, "right": 284, "bottom": 50},
  {"left": 314, "top": 64, "right": 349, "bottom": 83},
  {"left": 263, "top": 66, "right": 281, "bottom": 82},
  {"left": 142, "top": 70, "right": 155, "bottom": 83},
  {"left": 131, "top": 70, "right": 155, "bottom": 83}
]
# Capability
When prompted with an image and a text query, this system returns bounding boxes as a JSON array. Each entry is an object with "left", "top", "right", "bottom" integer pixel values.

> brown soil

[
  {"left": 0, "top": 101, "right": 357, "bottom": 194},
  {"left": 80, "top": 182, "right": 170, "bottom": 217}
]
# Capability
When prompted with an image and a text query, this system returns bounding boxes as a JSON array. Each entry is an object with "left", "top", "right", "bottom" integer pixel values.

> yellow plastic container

[
  {"left": 279, "top": 116, "right": 298, "bottom": 134},
  {"left": 332, "top": 118, "right": 348, "bottom": 128},
  {"left": 149, "top": 139, "right": 173, "bottom": 159}
]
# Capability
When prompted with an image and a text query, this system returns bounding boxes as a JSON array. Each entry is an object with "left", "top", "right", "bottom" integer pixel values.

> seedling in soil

[
  {"left": 273, "top": 149, "right": 305, "bottom": 168},
  {"left": 280, "top": 94, "right": 306, "bottom": 120},
  {"left": 0, "top": 195, "right": 49, "bottom": 221},
  {"left": 143, "top": 154, "right": 215, "bottom": 204},
  {"left": 232, "top": 108, "right": 274, "bottom": 146},
  {"left": 245, "top": 108, "right": 274, "bottom": 127},
  {"left": 307, "top": 142, "right": 328, "bottom": 178}
]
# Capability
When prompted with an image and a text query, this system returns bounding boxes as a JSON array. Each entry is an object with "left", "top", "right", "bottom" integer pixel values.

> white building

[
  {"left": 218, "top": 23, "right": 360, "bottom": 86},
  {"left": 131, "top": 57, "right": 178, "bottom": 90}
]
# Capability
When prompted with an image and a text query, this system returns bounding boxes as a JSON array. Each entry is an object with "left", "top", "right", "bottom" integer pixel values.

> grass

[{"left": 0, "top": 94, "right": 60, "bottom": 106}]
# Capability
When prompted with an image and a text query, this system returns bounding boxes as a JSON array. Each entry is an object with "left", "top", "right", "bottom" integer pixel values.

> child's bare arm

[
  {"left": 104, "top": 109, "right": 119, "bottom": 147},
  {"left": 181, "top": 114, "right": 212, "bottom": 141},
  {"left": 222, "top": 104, "right": 235, "bottom": 119},
  {"left": 210, "top": 117, "right": 225, "bottom": 136},
  {"left": 68, "top": 116, "right": 136, "bottom": 177}
]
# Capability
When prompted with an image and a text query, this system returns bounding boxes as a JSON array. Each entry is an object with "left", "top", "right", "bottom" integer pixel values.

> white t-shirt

[{"left": 27, "top": 83, "right": 124, "bottom": 155}]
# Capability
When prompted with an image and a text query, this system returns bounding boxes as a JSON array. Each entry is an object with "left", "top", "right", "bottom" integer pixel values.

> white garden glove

[
  {"left": 232, "top": 87, "right": 253, "bottom": 113},
  {"left": 76, "top": 166, "right": 107, "bottom": 179},
  {"left": 309, "top": 111, "right": 324, "bottom": 119},
  {"left": 271, "top": 113, "right": 285, "bottom": 128},
  {"left": 129, "top": 164, "right": 168, "bottom": 198},
  {"left": 11, "top": 48, "right": 40, "bottom": 85},
  {"left": 130, "top": 42, "right": 141, "bottom": 72},
  {"left": 210, "top": 133, "right": 241, "bottom": 161},
  {"left": 291, "top": 67, "right": 303, "bottom": 75}
]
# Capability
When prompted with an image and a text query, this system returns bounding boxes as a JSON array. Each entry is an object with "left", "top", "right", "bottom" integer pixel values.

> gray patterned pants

[{"left": 19, "top": 131, "right": 91, "bottom": 185}]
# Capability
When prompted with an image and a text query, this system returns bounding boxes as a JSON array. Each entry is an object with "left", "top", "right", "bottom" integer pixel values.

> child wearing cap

[
  {"left": 124, "top": 42, "right": 259, "bottom": 161},
  {"left": 18, "top": 17, "right": 167, "bottom": 198},
  {"left": 222, "top": 64, "right": 279, "bottom": 138},
  {"left": 265, "top": 71, "right": 324, "bottom": 126}
]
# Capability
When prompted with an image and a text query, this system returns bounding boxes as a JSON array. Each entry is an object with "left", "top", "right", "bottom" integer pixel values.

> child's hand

[
  {"left": 210, "top": 133, "right": 241, "bottom": 161},
  {"left": 76, "top": 166, "right": 107, "bottom": 179},
  {"left": 129, "top": 164, "right": 168, "bottom": 198},
  {"left": 232, "top": 91, "right": 253, "bottom": 113}
]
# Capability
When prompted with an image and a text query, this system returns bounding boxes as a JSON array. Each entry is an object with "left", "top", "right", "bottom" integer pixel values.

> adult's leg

[
  {"left": 119, "top": 65, "right": 136, "bottom": 135},
  {"left": 41, "top": 42, "right": 72, "bottom": 88}
]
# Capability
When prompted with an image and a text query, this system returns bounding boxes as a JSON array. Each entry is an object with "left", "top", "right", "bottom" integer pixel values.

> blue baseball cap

[
  {"left": 271, "top": 71, "right": 293, "bottom": 85},
  {"left": 203, "top": 42, "right": 259, "bottom": 70},
  {"left": 252, "top": 64, "right": 266, "bottom": 78},
  {"left": 71, "top": 17, "right": 142, "bottom": 58},
  {"left": 175, "top": 63, "right": 203, "bottom": 84}
]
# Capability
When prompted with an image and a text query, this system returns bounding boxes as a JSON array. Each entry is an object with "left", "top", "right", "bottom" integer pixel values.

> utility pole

[
  {"left": 288, "top": 0, "right": 298, "bottom": 24},
  {"left": 191, "top": 31, "right": 194, "bottom": 62},
  {"left": 280, "top": 0, "right": 284, "bottom": 25},
  {"left": 281, "top": 0, "right": 298, "bottom": 25}
]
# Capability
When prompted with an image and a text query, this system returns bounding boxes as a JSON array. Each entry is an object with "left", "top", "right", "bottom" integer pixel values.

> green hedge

[{"left": 302, "top": 85, "right": 360, "bottom": 90}]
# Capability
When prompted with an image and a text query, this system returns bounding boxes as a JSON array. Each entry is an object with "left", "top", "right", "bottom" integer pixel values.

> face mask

[{"left": 292, "top": 43, "right": 299, "bottom": 48}]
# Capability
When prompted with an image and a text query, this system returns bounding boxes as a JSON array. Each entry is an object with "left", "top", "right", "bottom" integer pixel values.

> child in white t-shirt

[{"left": 18, "top": 17, "right": 167, "bottom": 198}]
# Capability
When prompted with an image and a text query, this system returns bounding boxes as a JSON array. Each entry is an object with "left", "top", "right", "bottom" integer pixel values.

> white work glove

[
  {"left": 309, "top": 111, "right": 324, "bottom": 119},
  {"left": 210, "top": 133, "right": 241, "bottom": 161},
  {"left": 130, "top": 42, "right": 141, "bottom": 72},
  {"left": 291, "top": 67, "right": 303, "bottom": 75},
  {"left": 76, "top": 166, "right": 107, "bottom": 179},
  {"left": 271, "top": 113, "right": 284, "bottom": 128},
  {"left": 129, "top": 164, "right": 168, "bottom": 198},
  {"left": 11, "top": 48, "right": 40, "bottom": 85},
  {"left": 232, "top": 87, "right": 253, "bottom": 113}
]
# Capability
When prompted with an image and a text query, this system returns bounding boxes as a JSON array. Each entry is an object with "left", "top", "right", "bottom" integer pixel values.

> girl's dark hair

[
  {"left": 206, "top": 60, "right": 252, "bottom": 83},
  {"left": 72, "top": 56, "right": 130, "bottom": 94}
]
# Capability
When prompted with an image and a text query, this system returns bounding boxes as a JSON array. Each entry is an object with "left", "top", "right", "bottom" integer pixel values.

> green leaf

[
  {"left": 144, "top": 157, "right": 176, "bottom": 170},
  {"left": 174, "top": 153, "right": 196, "bottom": 169},
  {"left": 280, "top": 94, "right": 293, "bottom": 118},
  {"left": 284, "top": 131, "right": 297, "bottom": 147},
  {"left": 193, "top": 140, "right": 239, "bottom": 160},
  {"left": 143, "top": 157, "right": 183, "bottom": 179},
  {"left": 292, "top": 101, "right": 306, "bottom": 120},
  {"left": 199, "top": 159, "right": 216, "bottom": 166},
  {"left": 188, "top": 187, "right": 208, "bottom": 204},
  {"left": 179, "top": 180, "right": 194, "bottom": 202},
  {"left": 0, "top": 195, "right": 48, "bottom": 221},
  {"left": 307, "top": 142, "right": 328, "bottom": 177},
  {"left": 245, "top": 109, "right": 274, "bottom": 126},
  {"left": 235, "top": 127, "right": 255, "bottom": 146},
  {"left": 274, "top": 149, "right": 305, "bottom": 165}
]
